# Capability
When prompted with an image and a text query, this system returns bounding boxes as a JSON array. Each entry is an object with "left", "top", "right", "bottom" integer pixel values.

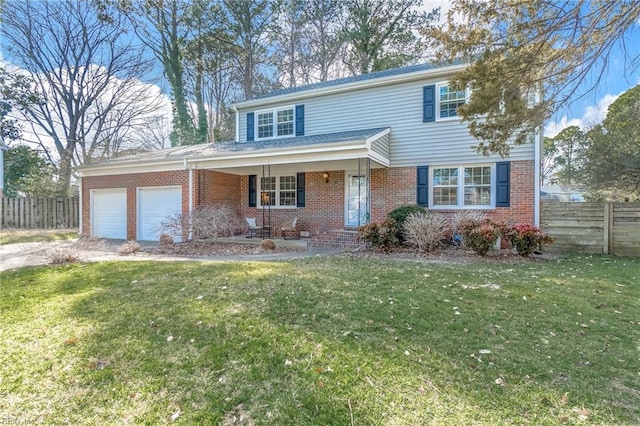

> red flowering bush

[
  {"left": 507, "top": 224, "right": 553, "bottom": 257},
  {"left": 459, "top": 219, "right": 501, "bottom": 256}
]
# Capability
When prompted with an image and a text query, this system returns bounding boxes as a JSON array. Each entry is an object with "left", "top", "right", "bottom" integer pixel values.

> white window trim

[
  {"left": 255, "top": 105, "right": 296, "bottom": 140},
  {"left": 436, "top": 81, "right": 469, "bottom": 122},
  {"left": 429, "top": 164, "right": 496, "bottom": 209},
  {"left": 257, "top": 174, "right": 297, "bottom": 209}
]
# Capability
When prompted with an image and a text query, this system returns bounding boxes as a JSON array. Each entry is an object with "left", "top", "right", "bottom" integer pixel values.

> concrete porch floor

[{"left": 217, "top": 234, "right": 310, "bottom": 249}]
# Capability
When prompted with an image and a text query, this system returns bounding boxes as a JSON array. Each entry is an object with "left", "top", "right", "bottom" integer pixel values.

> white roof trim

[{"left": 78, "top": 129, "right": 391, "bottom": 177}]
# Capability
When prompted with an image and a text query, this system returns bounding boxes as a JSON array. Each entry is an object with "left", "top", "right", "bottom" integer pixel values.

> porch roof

[{"left": 77, "top": 127, "right": 391, "bottom": 176}]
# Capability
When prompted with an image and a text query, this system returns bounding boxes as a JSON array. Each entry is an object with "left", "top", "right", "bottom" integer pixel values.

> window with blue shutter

[
  {"left": 295, "top": 105, "right": 304, "bottom": 136},
  {"left": 417, "top": 166, "right": 429, "bottom": 207},
  {"left": 246, "top": 112, "right": 254, "bottom": 141},
  {"left": 248, "top": 175, "right": 257, "bottom": 207},
  {"left": 296, "top": 172, "right": 305, "bottom": 207},
  {"left": 496, "top": 162, "right": 510, "bottom": 207},
  {"left": 423, "top": 85, "right": 435, "bottom": 123}
]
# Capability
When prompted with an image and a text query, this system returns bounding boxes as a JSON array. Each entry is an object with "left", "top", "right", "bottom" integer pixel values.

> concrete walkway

[{"left": 0, "top": 238, "right": 342, "bottom": 272}]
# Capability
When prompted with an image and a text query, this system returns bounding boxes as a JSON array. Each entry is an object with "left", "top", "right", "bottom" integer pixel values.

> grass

[
  {"left": 1, "top": 254, "right": 638, "bottom": 425},
  {"left": 0, "top": 228, "right": 78, "bottom": 245}
]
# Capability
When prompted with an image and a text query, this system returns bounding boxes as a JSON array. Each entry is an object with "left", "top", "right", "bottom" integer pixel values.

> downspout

[
  {"left": 78, "top": 176, "right": 83, "bottom": 236},
  {"left": 188, "top": 164, "right": 194, "bottom": 241},
  {"left": 534, "top": 128, "right": 541, "bottom": 227},
  {"left": 233, "top": 106, "right": 240, "bottom": 142}
]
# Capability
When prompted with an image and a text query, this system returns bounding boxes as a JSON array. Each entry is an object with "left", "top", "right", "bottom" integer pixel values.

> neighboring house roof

[
  {"left": 77, "top": 128, "right": 391, "bottom": 176},
  {"left": 233, "top": 60, "right": 467, "bottom": 108}
]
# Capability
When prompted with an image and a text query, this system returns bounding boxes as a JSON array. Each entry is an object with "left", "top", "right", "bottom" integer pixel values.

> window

[
  {"left": 257, "top": 112, "right": 274, "bottom": 138},
  {"left": 431, "top": 165, "right": 494, "bottom": 208},
  {"left": 255, "top": 106, "right": 294, "bottom": 139},
  {"left": 277, "top": 109, "right": 294, "bottom": 136},
  {"left": 259, "top": 175, "right": 296, "bottom": 207},
  {"left": 438, "top": 84, "right": 466, "bottom": 119}
]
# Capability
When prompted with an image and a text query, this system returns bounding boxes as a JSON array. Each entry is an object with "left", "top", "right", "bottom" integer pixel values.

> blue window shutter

[
  {"left": 295, "top": 104, "right": 304, "bottom": 136},
  {"left": 246, "top": 112, "right": 254, "bottom": 141},
  {"left": 248, "top": 175, "right": 257, "bottom": 207},
  {"left": 423, "top": 85, "right": 435, "bottom": 123},
  {"left": 417, "top": 166, "right": 429, "bottom": 207},
  {"left": 496, "top": 161, "right": 510, "bottom": 207},
  {"left": 296, "top": 172, "right": 305, "bottom": 207}
]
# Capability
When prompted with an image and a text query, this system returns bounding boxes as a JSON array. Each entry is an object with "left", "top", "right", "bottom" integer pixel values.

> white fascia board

[
  {"left": 192, "top": 145, "right": 372, "bottom": 169},
  {"left": 232, "top": 64, "right": 468, "bottom": 110},
  {"left": 365, "top": 128, "right": 391, "bottom": 146},
  {"left": 77, "top": 160, "right": 186, "bottom": 177}
]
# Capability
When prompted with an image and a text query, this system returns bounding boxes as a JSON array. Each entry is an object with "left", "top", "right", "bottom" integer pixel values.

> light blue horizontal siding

[{"left": 237, "top": 77, "right": 535, "bottom": 166}]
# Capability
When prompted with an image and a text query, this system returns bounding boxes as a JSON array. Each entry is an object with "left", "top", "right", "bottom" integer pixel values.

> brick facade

[{"left": 82, "top": 160, "right": 535, "bottom": 240}]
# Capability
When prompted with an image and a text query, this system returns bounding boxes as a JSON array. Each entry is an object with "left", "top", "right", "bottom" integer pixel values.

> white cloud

[{"left": 544, "top": 93, "right": 620, "bottom": 137}]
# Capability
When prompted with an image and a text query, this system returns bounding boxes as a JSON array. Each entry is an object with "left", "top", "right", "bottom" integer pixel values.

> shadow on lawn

[{"left": 48, "top": 257, "right": 640, "bottom": 424}]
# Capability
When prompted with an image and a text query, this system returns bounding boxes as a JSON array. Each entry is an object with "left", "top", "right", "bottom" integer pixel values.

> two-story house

[{"left": 77, "top": 62, "right": 540, "bottom": 242}]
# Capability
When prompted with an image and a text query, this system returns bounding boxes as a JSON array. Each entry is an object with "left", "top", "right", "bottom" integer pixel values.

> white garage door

[
  {"left": 138, "top": 186, "right": 182, "bottom": 241},
  {"left": 91, "top": 188, "right": 127, "bottom": 239}
]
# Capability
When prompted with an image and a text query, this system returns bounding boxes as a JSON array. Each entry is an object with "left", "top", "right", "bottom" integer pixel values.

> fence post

[{"left": 603, "top": 202, "right": 613, "bottom": 255}]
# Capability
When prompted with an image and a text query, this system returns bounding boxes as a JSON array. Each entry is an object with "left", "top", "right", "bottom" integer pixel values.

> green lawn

[
  {"left": 0, "top": 228, "right": 78, "bottom": 245},
  {"left": 1, "top": 255, "right": 638, "bottom": 425}
]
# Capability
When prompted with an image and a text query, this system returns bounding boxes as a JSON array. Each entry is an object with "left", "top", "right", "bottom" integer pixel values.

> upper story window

[
  {"left": 256, "top": 106, "right": 294, "bottom": 140},
  {"left": 438, "top": 84, "right": 467, "bottom": 119},
  {"left": 257, "top": 112, "right": 274, "bottom": 138},
  {"left": 431, "top": 164, "right": 494, "bottom": 208}
]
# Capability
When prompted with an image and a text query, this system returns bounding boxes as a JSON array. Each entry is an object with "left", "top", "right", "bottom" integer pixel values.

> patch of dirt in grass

[{"left": 146, "top": 240, "right": 306, "bottom": 257}]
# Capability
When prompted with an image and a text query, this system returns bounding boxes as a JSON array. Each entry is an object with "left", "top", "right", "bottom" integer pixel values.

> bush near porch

[{"left": 1, "top": 255, "right": 638, "bottom": 424}]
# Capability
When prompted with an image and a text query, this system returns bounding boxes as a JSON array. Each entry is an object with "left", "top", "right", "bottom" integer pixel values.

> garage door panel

[
  {"left": 92, "top": 189, "right": 127, "bottom": 239},
  {"left": 138, "top": 186, "right": 182, "bottom": 241}
]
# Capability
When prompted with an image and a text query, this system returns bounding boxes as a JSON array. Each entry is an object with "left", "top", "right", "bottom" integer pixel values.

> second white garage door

[{"left": 137, "top": 186, "right": 182, "bottom": 241}]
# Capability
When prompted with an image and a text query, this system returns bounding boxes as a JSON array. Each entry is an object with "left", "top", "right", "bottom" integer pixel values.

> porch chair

[
  {"left": 245, "top": 217, "right": 263, "bottom": 238},
  {"left": 280, "top": 218, "right": 299, "bottom": 240}
]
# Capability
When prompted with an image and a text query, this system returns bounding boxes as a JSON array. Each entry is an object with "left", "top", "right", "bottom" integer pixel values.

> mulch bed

[
  {"left": 144, "top": 240, "right": 307, "bottom": 257},
  {"left": 347, "top": 245, "right": 557, "bottom": 263}
]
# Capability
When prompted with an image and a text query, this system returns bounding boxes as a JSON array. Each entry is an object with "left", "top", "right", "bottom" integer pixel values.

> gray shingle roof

[
  {"left": 245, "top": 59, "right": 465, "bottom": 102},
  {"left": 81, "top": 127, "right": 390, "bottom": 167}
]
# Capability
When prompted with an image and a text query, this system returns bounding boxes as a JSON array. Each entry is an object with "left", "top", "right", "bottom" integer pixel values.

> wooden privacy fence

[
  {"left": 1, "top": 197, "right": 79, "bottom": 229},
  {"left": 541, "top": 201, "right": 640, "bottom": 256}
]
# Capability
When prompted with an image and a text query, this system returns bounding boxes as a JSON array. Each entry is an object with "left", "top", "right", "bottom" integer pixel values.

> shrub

[
  {"left": 45, "top": 246, "right": 79, "bottom": 264},
  {"left": 261, "top": 239, "right": 276, "bottom": 250},
  {"left": 387, "top": 205, "right": 426, "bottom": 241},
  {"left": 507, "top": 224, "right": 553, "bottom": 257},
  {"left": 450, "top": 210, "right": 487, "bottom": 246},
  {"left": 403, "top": 211, "right": 449, "bottom": 252},
  {"left": 118, "top": 240, "right": 140, "bottom": 255},
  {"left": 459, "top": 219, "right": 501, "bottom": 256},
  {"left": 357, "top": 218, "right": 399, "bottom": 251},
  {"left": 158, "top": 205, "right": 242, "bottom": 241},
  {"left": 159, "top": 233, "right": 174, "bottom": 246}
]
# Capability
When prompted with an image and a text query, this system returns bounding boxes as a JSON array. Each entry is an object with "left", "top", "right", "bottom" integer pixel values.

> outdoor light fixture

[{"left": 322, "top": 172, "right": 329, "bottom": 183}]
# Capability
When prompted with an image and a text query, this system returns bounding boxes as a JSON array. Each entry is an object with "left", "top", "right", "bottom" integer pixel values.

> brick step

[{"left": 309, "top": 229, "right": 364, "bottom": 250}]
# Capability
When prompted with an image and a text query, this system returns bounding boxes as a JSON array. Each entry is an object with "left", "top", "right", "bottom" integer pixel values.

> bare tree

[
  {"left": 1, "top": 0, "right": 164, "bottom": 196},
  {"left": 430, "top": 0, "right": 640, "bottom": 157},
  {"left": 221, "top": 0, "right": 276, "bottom": 99},
  {"left": 118, "top": 0, "right": 197, "bottom": 146},
  {"left": 302, "top": 0, "right": 347, "bottom": 82}
]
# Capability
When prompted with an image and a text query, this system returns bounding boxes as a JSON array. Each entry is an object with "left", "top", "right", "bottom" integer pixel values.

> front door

[{"left": 345, "top": 173, "right": 369, "bottom": 227}]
